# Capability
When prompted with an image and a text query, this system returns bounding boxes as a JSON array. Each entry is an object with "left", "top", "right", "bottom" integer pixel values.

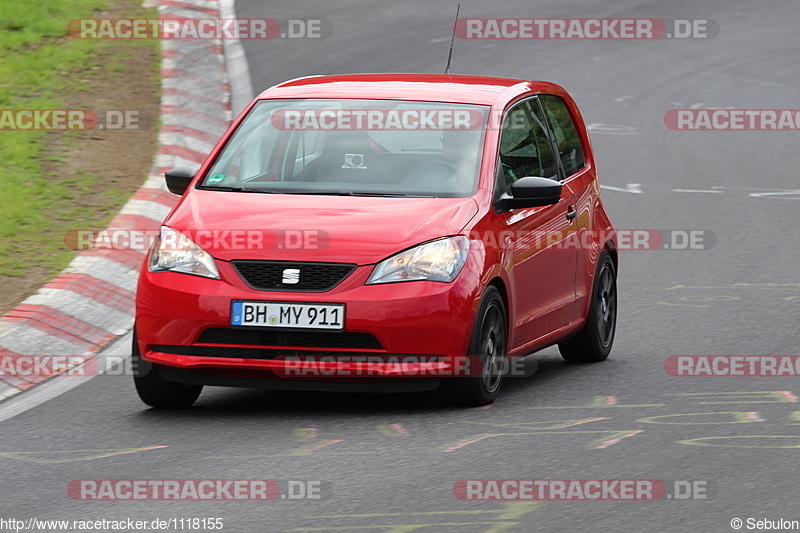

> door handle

[{"left": 566, "top": 207, "right": 577, "bottom": 220}]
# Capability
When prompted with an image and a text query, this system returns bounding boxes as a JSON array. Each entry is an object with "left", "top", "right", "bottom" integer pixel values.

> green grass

[{"left": 0, "top": 0, "right": 159, "bottom": 277}]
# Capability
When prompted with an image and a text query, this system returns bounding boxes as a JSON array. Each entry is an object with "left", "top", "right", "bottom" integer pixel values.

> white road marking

[
  {"left": 711, "top": 186, "right": 797, "bottom": 191},
  {"left": 599, "top": 185, "right": 800, "bottom": 199},
  {"left": 687, "top": 103, "right": 737, "bottom": 110},
  {"left": 672, "top": 189, "right": 724, "bottom": 194},
  {"left": 749, "top": 191, "right": 800, "bottom": 199},
  {"left": 587, "top": 123, "right": 638, "bottom": 135},
  {"left": 0, "top": 332, "right": 132, "bottom": 424},
  {"left": 711, "top": 186, "right": 800, "bottom": 199},
  {"left": 600, "top": 183, "right": 642, "bottom": 194}
]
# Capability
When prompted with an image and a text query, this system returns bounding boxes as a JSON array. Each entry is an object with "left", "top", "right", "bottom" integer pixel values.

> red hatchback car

[{"left": 133, "top": 73, "right": 618, "bottom": 408}]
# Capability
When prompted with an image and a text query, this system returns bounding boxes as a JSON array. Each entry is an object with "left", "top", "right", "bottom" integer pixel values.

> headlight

[
  {"left": 367, "top": 236, "right": 470, "bottom": 285},
  {"left": 148, "top": 226, "right": 220, "bottom": 279}
]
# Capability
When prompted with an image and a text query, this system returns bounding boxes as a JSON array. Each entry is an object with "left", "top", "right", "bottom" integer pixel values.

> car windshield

[{"left": 200, "top": 99, "right": 490, "bottom": 197}]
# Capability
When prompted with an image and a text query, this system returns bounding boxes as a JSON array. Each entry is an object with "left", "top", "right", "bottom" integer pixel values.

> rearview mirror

[
  {"left": 165, "top": 167, "right": 197, "bottom": 195},
  {"left": 496, "top": 176, "right": 562, "bottom": 211}
]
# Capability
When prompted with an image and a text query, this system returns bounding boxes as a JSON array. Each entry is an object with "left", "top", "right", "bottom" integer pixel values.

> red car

[{"left": 133, "top": 73, "right": 618, "bottom": 408}]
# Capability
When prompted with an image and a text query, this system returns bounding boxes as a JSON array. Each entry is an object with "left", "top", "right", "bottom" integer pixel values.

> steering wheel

[{"left": 402, "top": 160, "right": 471, "bottom": 190}]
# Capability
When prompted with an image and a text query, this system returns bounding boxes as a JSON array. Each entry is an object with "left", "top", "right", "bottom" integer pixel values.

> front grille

[
  {"left": 232, "top": 261, "right": 356, "bottom": 292},
  {"left": 197, "top": 328, "right": 382, "bottom": 350}
]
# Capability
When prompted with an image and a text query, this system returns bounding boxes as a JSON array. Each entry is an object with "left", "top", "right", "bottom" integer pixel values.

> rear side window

[
  {"left": 498, "top": 100, "right": 559, "bottom": 194},
  {"left": 540, "top": 95, "right": 586, "bottom": 177}
]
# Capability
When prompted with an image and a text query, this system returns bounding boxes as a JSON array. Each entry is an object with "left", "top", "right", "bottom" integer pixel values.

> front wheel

[
  {"left": 442, "top": 286, "right": 507, "bottom": 406},
  {"left": 559, "top": 252, "right": 617, "bottom": 363},
  {"left": 132, "top": 331, "right": 202, "bottom": 408}
]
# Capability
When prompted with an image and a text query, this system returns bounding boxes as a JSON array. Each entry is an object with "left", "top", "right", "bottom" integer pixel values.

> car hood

[{"left": 165, "top": 190, "right": 479, "bottom": 264}]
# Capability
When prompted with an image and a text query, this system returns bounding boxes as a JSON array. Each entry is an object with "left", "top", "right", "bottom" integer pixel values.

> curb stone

[{"left": 0, "top": 0, "right": 232, "bottom": 400}]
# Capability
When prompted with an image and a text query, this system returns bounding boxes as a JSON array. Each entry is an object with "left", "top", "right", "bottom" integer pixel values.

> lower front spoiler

[{"left": 159, "top": 366, "right": 442, "bottom": 394}]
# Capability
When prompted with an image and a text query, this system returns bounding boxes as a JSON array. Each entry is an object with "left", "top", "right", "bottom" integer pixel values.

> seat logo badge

[{"left": 282, "top": 268, "right": 300, "bottom": 284}]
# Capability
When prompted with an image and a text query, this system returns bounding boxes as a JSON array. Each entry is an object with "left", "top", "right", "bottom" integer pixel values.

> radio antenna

[{"left": 444, "top": 4, "right": 461, "bottom": 75}]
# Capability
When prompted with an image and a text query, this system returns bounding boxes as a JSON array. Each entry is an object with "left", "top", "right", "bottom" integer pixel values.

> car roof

[{"left": 256, "top": 73, "right": 565, "bottom": 106}]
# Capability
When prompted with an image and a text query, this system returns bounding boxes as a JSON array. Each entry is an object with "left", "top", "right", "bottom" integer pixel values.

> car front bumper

[{"left": 135, "top": 258, "right": 483, "bottom": 383}]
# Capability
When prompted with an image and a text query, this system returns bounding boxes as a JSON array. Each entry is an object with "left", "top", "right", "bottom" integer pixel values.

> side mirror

[
  {"left": 165, "top": 167, "right": 197, "bottom": 195},
  {"left": 496, "top": 176, "right": 562, "bottom": 211}
]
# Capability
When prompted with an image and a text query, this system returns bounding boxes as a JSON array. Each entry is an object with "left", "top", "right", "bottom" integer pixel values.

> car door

[
  {"left": 496, "top": 98, "right": 578, "bottom": 349},
  {"left": 539, "top": 94, "right": 594, "bottom": 318}
]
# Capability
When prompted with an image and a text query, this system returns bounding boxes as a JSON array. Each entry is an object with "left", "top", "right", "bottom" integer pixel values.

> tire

[
  {"left": 442, "top": 286, "right": 507, "bottom": 406},
  {"left": 132, "top": 330, "right": 202, "bottom": 408},
  {"left": 559, "top": 252, "right": 617, "bottom": 363}
]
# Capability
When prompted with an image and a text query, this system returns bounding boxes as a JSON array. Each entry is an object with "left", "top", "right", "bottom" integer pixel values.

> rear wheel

[
  {"left": 132, "top": 331, "right": 202, "bottom": 408},
  {"left": 442, "top": 286, "right": 507, "bottom": 406},
  {"left": 559, "top": 252, "right": 617, "bottom": 363}
]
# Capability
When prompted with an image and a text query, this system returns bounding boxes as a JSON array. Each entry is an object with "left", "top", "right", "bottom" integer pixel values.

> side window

[
  {"left": 540, "top": 95, "right": 586, "bottom": 177},
  {"left": 498, "top": 100, "right": 558, "bottom": 194}
]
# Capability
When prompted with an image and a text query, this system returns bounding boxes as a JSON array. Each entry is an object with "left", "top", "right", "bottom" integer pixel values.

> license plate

[{"left": 231, "top": 301, "right": 345, "bottom": 330}]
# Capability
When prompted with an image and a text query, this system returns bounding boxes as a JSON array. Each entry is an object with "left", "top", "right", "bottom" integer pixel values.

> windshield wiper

[
  {"left": 200, "top": 185, "right": 277, "bottom": 193},
  {"left": 347, "top": 192, "right": 437, "bottom": 198},
  {"left": 285, "top": 191, "right": 436, "bottom": 197}
]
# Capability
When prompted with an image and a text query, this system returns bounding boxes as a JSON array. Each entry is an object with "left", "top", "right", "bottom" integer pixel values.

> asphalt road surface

[{"left": 2, "top": 0, "right": 800, "bottom": 532}]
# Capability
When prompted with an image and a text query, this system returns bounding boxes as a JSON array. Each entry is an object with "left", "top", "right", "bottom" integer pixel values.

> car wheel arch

[
  {"left": 604, "top": 243, "right": 618, "bottom": 273},
  {"left": 485, "top": 277, "right": 511, "bottom": 344}
]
